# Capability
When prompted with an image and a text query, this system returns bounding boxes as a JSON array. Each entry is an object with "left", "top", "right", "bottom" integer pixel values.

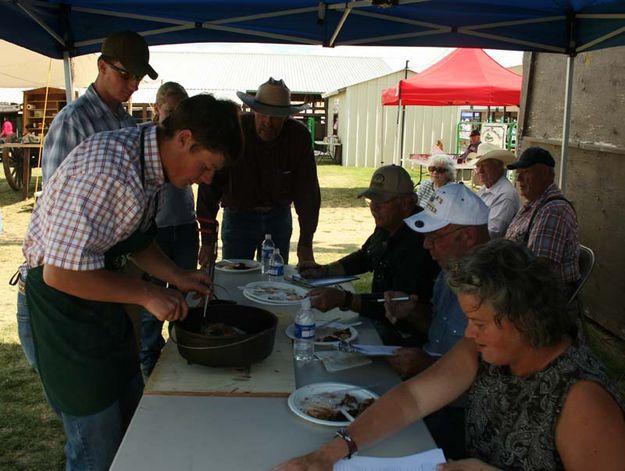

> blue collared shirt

[
  {"left": 42, "top": 84, "right": 136, "bottom": 182},
  {"left": 423, "top": 271, "right": 467, "bottom": 357}
]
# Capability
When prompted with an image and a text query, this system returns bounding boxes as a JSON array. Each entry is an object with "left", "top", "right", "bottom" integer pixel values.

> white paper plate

[
  {"left": 285, "top": 322, "right": 358, "bottom": 345},
  {"left": 243, "top": 281, "right": 308, "bottom": 306},
  {"left": 214, "top": 259, "right": 261, "bottom": 273},
  {"left": 287, "top": 382, "right": 378, "bottom": 427}
]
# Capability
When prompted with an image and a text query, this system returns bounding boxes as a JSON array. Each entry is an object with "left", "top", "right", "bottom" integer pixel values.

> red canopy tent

[{"left": 381, "top": 48, "right": 522, "bottom": 107}]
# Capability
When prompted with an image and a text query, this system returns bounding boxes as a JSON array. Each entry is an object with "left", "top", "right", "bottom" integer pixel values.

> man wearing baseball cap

[
  {"left": 473, "top": 144, "right": 521, "bottom": 238},
  {"left": 458, "top": 128, "right": 481, "bottom": 162},
  {"left": 388, "top": 183, "right": 490, "bottom": 370},
  {"left": 504, "top": 147, "right": 580, "bottom": 287},
  {"left": 298, "top": 165, "right": 439, "bottom": 346},
  {"left": 15, "top": 31, "right": 157, "bottom": 376},
  {"left": 384, "top": 182, "right": 490, "bottom": 458},
  {"left": 42, "top": 31, "right": 156, "bottom": 181},
  {"left": 197, "top": 77, "right": 320, "bottom": 266}
]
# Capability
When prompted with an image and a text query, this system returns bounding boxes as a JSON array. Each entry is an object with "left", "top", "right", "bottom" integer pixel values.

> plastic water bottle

[
  {"left": 268, "top": 248, "right": 285, "bottom": 282},
  {"left": 261, "top": 234, "right": 275, "bottom": 276},
  {"left": 294, "top": 298, "right": 315, "bottom": 361}
]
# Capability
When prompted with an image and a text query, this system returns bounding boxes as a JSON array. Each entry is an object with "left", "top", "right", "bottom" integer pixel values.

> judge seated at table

[
  {"left": 275, "top": 239, "right": 625, "bottom": 471},
  {"left": 298, "top": 165, "right": 439, "bottom": 347}
]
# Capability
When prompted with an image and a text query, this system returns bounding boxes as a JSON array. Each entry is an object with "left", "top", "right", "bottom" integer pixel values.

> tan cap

[
  {"left": 101, "top": 31, "right": 158, "bottom": 80},
  {"left": 358, "top": 165, "right": 414, "bottom": 202}
]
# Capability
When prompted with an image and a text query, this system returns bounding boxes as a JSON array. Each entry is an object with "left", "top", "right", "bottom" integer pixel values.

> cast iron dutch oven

[{"left": 170, "top": 300, "right": 278, "bottom": 367}]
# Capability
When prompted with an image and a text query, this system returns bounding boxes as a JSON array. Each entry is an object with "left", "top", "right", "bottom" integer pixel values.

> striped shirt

[
  {"left": 416, "top": 180, "right": 452, "bottom": 207},
  {"left": 42, "top": 84, "right": 136, "bottom": 183},
  {"left": 23, "top": 126, "right": 164, "bottom": 271},
  {"left": 505, "top": 183, "right": 580, "bottom": 284}
]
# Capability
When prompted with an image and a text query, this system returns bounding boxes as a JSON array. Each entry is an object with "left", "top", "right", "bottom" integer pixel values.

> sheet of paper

[
  {"left": 315, "top": 351, "right": 372, "bottom": 372},
  {"left": 290, "top": 273, "right": 359, "bottom": 288},
  {"left": 352, "top": 344, "right": 400, "bottom": 357},
  {"left": 333, "top": 448, "right": 446, "bottom": 471}
]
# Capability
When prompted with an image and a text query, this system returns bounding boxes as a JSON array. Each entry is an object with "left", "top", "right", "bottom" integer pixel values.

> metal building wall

[
  {"left": 328, "top": 71, "right": 460, "bottom": 168},
  {"left": 519, "top": 48, "right": 625, "bottom": 340}
]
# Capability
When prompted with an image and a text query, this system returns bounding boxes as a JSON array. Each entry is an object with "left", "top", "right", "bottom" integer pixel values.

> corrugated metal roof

[{"left": 131, "top": 51, "right": 391, "bottom": 102}]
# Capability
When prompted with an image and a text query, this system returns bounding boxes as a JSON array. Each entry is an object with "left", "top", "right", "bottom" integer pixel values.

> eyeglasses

[
  {"left": 428, "top": 166, "right": 448, "bottom": 174},
  {"left": 424, "top": 226, "right": 466, "bottom": 243},
  {"left": 102, "top": 57, "right": 144, "bottom": 82}
]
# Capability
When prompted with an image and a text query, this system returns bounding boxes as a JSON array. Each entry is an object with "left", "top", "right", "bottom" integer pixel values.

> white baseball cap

[{"left": 405, "top": 183, "right": 488, "bottom": 233}]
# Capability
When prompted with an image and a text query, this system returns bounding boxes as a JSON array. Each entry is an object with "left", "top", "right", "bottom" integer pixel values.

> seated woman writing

[{"left": 274, "top": 239, "right": 625, "bottom": 471}]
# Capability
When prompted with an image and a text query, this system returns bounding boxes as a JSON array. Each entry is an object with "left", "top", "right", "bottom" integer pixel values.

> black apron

[{"left": 27, "top": 127, "right": 157, "bottom": 416}]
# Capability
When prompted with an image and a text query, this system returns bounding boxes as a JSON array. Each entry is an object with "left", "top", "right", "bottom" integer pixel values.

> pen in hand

[{"left": 375, "top": 296, "right": 410, "bottom": 303}]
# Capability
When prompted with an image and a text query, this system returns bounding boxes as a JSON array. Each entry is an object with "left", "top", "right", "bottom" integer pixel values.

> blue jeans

[
  {"left": 140, "top": 223, "right": 198, "bottom": 376},
  {"left": 17, "top": 289, "right": 38, "bottom": 371},
  {"left": 59, "top": 372, "right": 144, "bottom": 471},
  {"left": 221, "top": 207, "right": 293, "bottom": 263}
]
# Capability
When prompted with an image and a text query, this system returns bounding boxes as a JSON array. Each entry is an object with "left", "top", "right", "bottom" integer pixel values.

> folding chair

[
  {"left": 567, "top": 244, "right": 595, "bottom": 306},
  {"left": 567, "top": 244, "right": 595, "bottom": 340}
]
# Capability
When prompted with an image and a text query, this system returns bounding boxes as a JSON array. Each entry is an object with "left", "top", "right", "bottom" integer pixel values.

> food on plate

[
  {"left": 303, "top": 393, "right": 375, "bottom": 422},
  {"left": 316, "top": 327, "right": 352, "bottom": 343},
  {"left": 222, "top": 262, "right": 253, "bottom": 270},
  {"left": 252, "top": 286, "right": 305, "bottom": 301},
  {"left": 200, "top": 322, "right": 246, "bottom": 338}
]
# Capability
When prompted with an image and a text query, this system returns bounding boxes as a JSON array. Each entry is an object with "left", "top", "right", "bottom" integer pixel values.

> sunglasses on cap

[
  {"left": 101, "top": 56, "right": 144, "bottom": 82},
  {"left": 428, "top": 166, "right": 447, "bottom": 173}
]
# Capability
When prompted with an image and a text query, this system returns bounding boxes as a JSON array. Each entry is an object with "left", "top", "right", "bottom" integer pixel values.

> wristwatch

[
  {"left": 335, "top": 429, "right": 358, "bottom": 459},
  {"left": 340, "top": 291, "right": 353, "bottom": 311}
]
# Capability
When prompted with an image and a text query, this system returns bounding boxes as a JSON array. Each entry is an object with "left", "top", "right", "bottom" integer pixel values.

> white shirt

[{"left": 477, "top": 174, "right": 521, "bottom": 239}]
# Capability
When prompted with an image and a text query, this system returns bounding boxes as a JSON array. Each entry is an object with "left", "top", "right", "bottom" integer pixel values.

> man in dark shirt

[
  {"left": 196, "top": 78, "right": 320, "bottom": 265},
  {"left": 458, "top": 128, "right": 481, "bottom": 162},
  {"left": 299, "top": 165, "right": 440, "bottom": 345}
]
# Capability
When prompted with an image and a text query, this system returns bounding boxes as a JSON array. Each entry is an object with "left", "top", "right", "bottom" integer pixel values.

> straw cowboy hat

[
  {"left": 236, "top": 78, "right": 309, "bottom": 117},
  {"left": 469, "top": 143, "right": 516, "bottom": 166}
]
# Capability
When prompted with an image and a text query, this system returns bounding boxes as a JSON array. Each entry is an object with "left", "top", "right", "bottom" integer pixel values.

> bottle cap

[
  {"left": 265, "top": 234, "right": 272, "bottom": 239},
  {"left": 273, "top": 248, "right": 280, "bottom": 254},
  {"left": 301, "top": 297, "right": 311, "bottom": 310}
]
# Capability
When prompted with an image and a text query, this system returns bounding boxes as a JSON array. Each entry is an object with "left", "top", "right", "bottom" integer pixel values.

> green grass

[
  {"left": 317, "top": 165, "right": 424, "bottom": 208},
  {"left": 0, "top": 344, "right": 65, "bottom": 470}
]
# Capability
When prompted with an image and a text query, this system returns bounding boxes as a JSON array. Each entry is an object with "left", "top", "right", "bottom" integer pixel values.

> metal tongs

[{"left": 201, "top": 219, "right": 219, "bottom": 318}]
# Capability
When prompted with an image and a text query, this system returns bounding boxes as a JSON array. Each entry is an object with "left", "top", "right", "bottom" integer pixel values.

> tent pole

[
  {"left": 559, "top": 54, "right": 574, "bottom": 193},
  {"left": 63, "top": 52, "right": 74, "bottom": 104},
  {"left": 398, "top": 60, "right": 409, "bottom": 166}
]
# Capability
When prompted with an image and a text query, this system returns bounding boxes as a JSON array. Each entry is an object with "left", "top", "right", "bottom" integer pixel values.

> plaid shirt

[
  {"left": 505, "top": 183, "right": 580, "bottom": 284},
  {"left": 42, "top": 84, "right": 136, "bottom": 183},
  {"left": 24, "top": 126, "right": 164, "bottom": 271}
]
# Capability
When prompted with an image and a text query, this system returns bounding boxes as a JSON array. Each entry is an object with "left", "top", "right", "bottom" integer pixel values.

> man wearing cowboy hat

[
  {"left": 474, "top": 144, "right": 521, "bottom": 238},
  {"left": 197, "top": 78, "right": 321, "bottom": 265}
]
